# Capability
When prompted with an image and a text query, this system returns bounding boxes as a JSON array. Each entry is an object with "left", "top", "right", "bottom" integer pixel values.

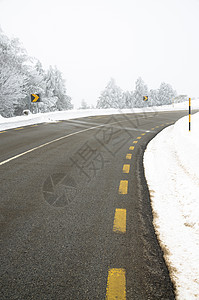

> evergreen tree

[
  {"left": 149, "top": 89, "right": 159, "bottom": 106},
  {"left": 79, "top": 99, "right": 89, "bottom": 109},
  {"left": 133, "top": 77, "right": 148, "bottom": 108},
  {"left": 0, "top": 29, "right": 28, "bottom": 116},
  {"left": 123, "top": 91, "right": 135, "bottom": 108},
  {"left": 44, "top": 66, "right": 73, "bottom": 111},
  {"left": 158, "top": 82, "right": 177, "bottom": 105},
  {"left": 97, "top": 78, "right": 124, "bottom": 109}
]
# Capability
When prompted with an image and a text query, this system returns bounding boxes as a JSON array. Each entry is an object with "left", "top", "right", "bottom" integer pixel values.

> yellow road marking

[
  {"left": 119, "top": 180, "right": 128, "bottom": 194},
  {"left": 113, "top": 209, "right": 126, "bottom": 233},
  {"left": 155, "top": 126, "right": 159, "bottom": 128},
  {"left": 141, "top": 133, "right": 145, "bottom": 136},
  {"left": 0, "top": 131, "right": 6, "bottom": 133},
  {"left": 14, "top": 127, "right": 24, "bottom": 130},
  {"left": 126, "top": 153, "right": 132, "bottom": 159},
  {"left": 133, "top": 141, "right": 138, "bottom": 144},
  {"left": 151, "top": 128, "right": 155, "bottom": 130},
  {"left": 137, "top": 136, "right": 141, "bottom": 139},
  {"left": 123, "top": 164, "right": 130, "bottom": 174},
  {"left": 31, "top": 125, "right": 39, "bottom": 127},
  {"left": 106, "top": 268, "right": 126, "bottom": 299},
  {"left": 129, "top": 146, "right": 134, "bottom": 150}
]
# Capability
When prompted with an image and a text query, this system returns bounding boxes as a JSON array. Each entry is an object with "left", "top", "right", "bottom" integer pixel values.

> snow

[
  {"left": 1, "top": 99, "right": 199, "bottom": 298},
  {"left": 144, "top": 112, "right": 199, "bottom": 299},
  {"left": 0, "top": 99, "right": 199, "bottom": 131}
]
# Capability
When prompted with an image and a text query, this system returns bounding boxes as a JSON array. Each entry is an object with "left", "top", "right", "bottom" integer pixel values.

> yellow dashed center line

[
  {"left": 119, "top": 180, "right": 128, "bottom": 194},
  {"left": 129, "top": 146, "right": 134, "bottom": 150},
  {"left": 113, "top": 208, "right": 127, "bottom": 233},
  {"left": 126, "top": 153, "right": 132, "bottom": 160},
  {"left": 14, "top": 127, "right": 24, "bottom": 131},
  {"left": 108, "top": 123, "right": 161, "bottom": 299},
  {"left": 106, "top": 268, "right": 126, "bottom": 299},
  {"left": 31, "top": 125, "right": 39, "bottom": 127},
  {"left": 0, "top": 131, "right": 6, "bottom": 134},
  {"left": 122, "top": 164, "right": 130, "bottom": 174}
]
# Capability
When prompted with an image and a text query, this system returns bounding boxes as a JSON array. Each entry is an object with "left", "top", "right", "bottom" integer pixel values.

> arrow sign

[
  {"left": 143, "top": 96, "right": 148, "bottom": 101},
  {"left": 31, "top": 94, "right": 40, "bottom": 102}
]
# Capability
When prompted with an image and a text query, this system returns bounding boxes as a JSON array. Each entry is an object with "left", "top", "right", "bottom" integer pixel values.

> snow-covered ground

[
  {"left": 1, "top": 99, "right": 199, "bottom": 298},
  {"left": 0, "top": 99, "right": 198, "bottom": 131},
  {"left": 144, "top": 112, "right": 199, "bottom": 299}
]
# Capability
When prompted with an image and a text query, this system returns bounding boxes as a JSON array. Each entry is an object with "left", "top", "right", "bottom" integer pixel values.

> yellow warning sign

[{"left": 31, "top": 94, "right": 40, "bottom": 102}]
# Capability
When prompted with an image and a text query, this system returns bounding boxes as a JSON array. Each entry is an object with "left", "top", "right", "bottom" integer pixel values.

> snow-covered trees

[
  {"left": 97, "top": 78, "right": 124, "bottom": 109},
  {"left": 173, "top": 95, "right": 187, "bottom": 103},
  {"left": 123, "top": 91, "right": 134, "bottom": 108},
  {"left": 133, "top": 77, "right": 149, "bottom": 108},
  {"left": 157, "top": 82, "right": 177, "bottom": 106},
  {"left": 0, "top": 28, "right": 73, "bottom": 117},
  {"left": 97, "top": 77, "right": 177, "bottom": 109},
  {"left": 79, "top": 99, "right": 90, "bottom": 109},
  {"left": 0, "top": 30, "right": 28, "bottom": 116},
  {"left": 149, "top": 89, "right": 159, "bottom": 107},
  {"left": 44, "top": 66, "right": 73, "bottom": 111}
]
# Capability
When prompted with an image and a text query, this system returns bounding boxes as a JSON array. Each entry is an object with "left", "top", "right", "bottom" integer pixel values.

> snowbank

[
  {"left": 0, "top": 99, "right": 199, "bottom": 131},
  {"left": 144, "top": 112, "right": 199, "bottom": 299}
]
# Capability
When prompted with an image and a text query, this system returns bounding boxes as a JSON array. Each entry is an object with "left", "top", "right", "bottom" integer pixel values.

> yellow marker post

[
  {"left": 189, "top": 98, "right": 191, "bottom": 131},
  {"left": 106, "top": 268, "right": 126, "bottom": 300},
  {"left": 123, "top": 164, "right": 130, "bottom": 173},
  {"left": 119, "top": 180, "right": 128, "bottom": 194},
  {"left": 113, "top": 209, "right": 126, "bottom": 233}
]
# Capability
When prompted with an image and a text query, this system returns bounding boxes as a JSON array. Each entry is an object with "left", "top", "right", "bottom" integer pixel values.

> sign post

[
  {"left": 189, "top": 98, "right": 191, "bottom": 131},
  {"left": 31, "top": 94, "right": 41, "bottom": 114}
]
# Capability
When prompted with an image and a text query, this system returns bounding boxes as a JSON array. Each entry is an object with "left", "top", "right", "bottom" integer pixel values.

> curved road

[{"left": 0, "top": 110, "right": 189, "bottom": 299}]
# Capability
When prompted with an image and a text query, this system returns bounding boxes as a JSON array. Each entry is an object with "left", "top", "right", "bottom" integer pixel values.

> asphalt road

[{"left": 0, "top": 110, "right": 192, "bottom": 299}]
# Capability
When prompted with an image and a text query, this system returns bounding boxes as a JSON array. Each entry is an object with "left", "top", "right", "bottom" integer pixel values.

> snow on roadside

[
  {"left": 144, "top": 112, "right": 199, "bottom": 299},
  {"left": 0, "top": 99, "right": 199, "bottom": 131}
]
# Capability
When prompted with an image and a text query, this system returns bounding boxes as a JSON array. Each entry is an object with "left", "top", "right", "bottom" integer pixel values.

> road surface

[{"left": 0, "top": 110, "right": 190, "bottom": 299}]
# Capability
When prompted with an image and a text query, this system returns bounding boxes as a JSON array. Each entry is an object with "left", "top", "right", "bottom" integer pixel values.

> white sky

[{"left": 0, "top": 0, "right": 199, "bottom": 108}]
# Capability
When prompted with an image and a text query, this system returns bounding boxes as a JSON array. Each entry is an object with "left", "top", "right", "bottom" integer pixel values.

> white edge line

[
  {"left": 0, "top": 115, "right": 154, "bottom": 167},
  {"left": 0, "top": 125, "right": 102, "bottom": 166}
]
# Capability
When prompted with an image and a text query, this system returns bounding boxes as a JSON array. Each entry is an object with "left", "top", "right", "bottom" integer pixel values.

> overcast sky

[{"left": 0, "top": 0, "right": 199, "bottom": 108}]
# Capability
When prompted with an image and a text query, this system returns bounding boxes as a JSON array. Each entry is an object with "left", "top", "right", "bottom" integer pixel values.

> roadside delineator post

[{"left": 189, "top": 98, "right": 191, "bottom": 131}]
